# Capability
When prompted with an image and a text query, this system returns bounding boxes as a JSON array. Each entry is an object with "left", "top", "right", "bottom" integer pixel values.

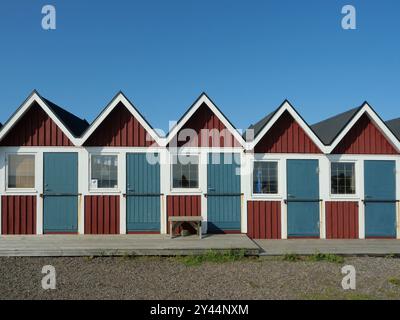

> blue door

[
  {"left": 43, "top": 153, "right": 78, "bottom": 233},
  {"left": 287, "top": 159, "right": 320, "bottom": 237},
  {"left": 126, "top": 153, "right": 161, "bottom": 232},
  {"left": 207, "top": 153, "right": 241, "bottom": 233},
  {"left": 364, "top": 160, "right": 396, "bottom": 238}
]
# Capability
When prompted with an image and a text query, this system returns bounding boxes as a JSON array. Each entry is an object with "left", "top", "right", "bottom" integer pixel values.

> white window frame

[
  {"left": 251, "top": 159, "right": 281, "bottom": 198},
  {"left": 329, "top": 160, "right": 358, "bottom": 199},
  {"left": 5, "top": 153, "right": 37, "bottom": 193},
  {"left": 170, "top": 152, "right": 201, "bottom": 193},
  {"left": 89, "top": 153, "right": 120, "bottom": 192}
]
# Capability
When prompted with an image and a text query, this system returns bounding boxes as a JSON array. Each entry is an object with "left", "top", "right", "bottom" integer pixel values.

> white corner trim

[
  {"left": 0, "top": 92, "right": 79, "bottom": 145},
  {"left": 164, "top": 94, "right": 246, "bottom": 148},
  {"left": 327, "top": 103, "right": 400, "bottom": 153},
  {"left": 78, "top": 92, "right": 163, "bottom": 147},
  {"left": 248, "top": 101, "right": 327, "bottom": 153}
]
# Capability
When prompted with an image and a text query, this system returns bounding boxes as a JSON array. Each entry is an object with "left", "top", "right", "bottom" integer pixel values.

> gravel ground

[{"left": 0, "top": 256, "right": 400, "bottom": 300}]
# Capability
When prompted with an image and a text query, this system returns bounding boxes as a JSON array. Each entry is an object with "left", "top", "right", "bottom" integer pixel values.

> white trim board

[
  {"left": 78, "top": 92, "right": 163, "bottom": 147},
  {"left": 165, "top": 93, "right": 246, "bottom": 148},
  {"left": 248, "top": 100, "right": 326, "bottom": 153},
  {"left": 326, "top": 102, "right": 400, "bottom": 153},
  {"left": 0, "top": 91, "right": 80, "bottom": 145}
]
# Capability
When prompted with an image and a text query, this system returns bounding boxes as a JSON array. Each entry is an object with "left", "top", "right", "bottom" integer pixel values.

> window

[
  {"left": 253, "top": 161, "right": 278, "bottom": 194},
  {"left": 331, "top": 162, "right": 355, "bottom": 195},
  {"left": 7, "top": 154, "right": 35, "bottom": 189},
  {"left": 172, "top": 155, "right": 199, "bottom": 189},
  {"left": 90, "top": 155, "right": 118, "bottom": 189}
]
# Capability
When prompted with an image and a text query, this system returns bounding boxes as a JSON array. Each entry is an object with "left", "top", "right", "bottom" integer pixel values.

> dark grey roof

[
  {"left": 41, "top": 96, "right": 90, "bottom": 137},
  {"left": 311, "top": 106, "right": 362, "bottom": 145},
  {"left": 386, "top": 118, "right": 400, "bottom": 141},
  {"left": 245, "top": 109, "right": 278, "bottom": 139}
]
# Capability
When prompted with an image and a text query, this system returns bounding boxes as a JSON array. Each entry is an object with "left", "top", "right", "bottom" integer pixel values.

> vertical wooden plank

[
  {"left": 27, "top": 196, "right": 33, "bottom": 234},
  {"left": 260, "top": 201, "right": 266, "bottom": 239},
  {"left": 84, "top": 197, "right": 90, "bottom": 234},
  {"left": 247, "top": 201, "right": 253, "bottom": 238},
  {"left": 92, "top": 196, "right": 97, "bottom": 234},
  {"left": 98, "top": 196, "right": 104, "bottom": 234},
  {"left": 115, "top": 196, "right": 120, "bottom": 234},
  {"left": 1, "top": 196, "right": 6, "bottom": 234},
  {"left": 20, "top": 196, "right": 26, "bottom": 235},
  {"left": 104, "top": 196, "right": 110, "bottom": 234}
]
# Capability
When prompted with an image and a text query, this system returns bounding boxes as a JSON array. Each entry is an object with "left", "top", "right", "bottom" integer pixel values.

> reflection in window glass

[
  {"left": 331, "top": 162, "right": 355, "bottom": 195},
  {"left": 172, "top": 155, "right": 199, "bottom": 189},
  {"left": 91, "top": 155, "right": 118, "bottom": 189},
  {"left": 8, "top": 154, "right": 35, "bottom": 189},
  {"left": 253, "top": 161, "right": 278, "bottom": 194}
]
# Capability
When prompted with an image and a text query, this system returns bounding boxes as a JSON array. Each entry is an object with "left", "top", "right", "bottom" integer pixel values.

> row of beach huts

[{"left": 0, "top": 90, "right": 399, "bottom": 239}]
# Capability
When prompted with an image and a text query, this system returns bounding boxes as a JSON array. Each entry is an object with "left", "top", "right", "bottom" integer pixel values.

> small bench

[{"left": 168, "top": 216, "right": 203, "bottom": 239}]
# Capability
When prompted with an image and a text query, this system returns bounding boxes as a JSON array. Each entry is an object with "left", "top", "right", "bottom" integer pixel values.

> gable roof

[
  {"left": 165, "top": 92, "right": 246, "bottom": 148},
  {"left": 40, "top": 97, "right": 89, "bottom": 137},
  {"left": 0, "top": 90, "right": 83, "bottom": 145},
  {"left": 386, "top": 118, "right": 400, "bottom": 141},
  {"left": 79, "top": 91, "right": 162, "bottom": 146},
  {"left": 246, "top": 108, "right": 279, "bottom": 139},
  {"left": 326, "top": 102, "right": 400, "bottom": 153},
  {"left": 311, "top": 106, "right": 362, "bottom": 145},
  {"left": 248, "top": 100, "right": 326, "bottom": 152}
]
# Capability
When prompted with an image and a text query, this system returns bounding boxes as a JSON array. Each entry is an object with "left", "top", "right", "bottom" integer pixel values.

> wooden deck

[
  {"left": 255, "top": 239, "right": 400, "bottom": 256},
  {"left": 0, "top": 234, "right": 260, "bottom": 257},
  {"left": 1, "top": 235, "right": 400, "bottom": 257}
]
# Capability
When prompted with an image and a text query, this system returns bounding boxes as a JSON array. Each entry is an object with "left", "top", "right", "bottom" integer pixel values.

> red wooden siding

[
  {"left": 0, "top": 102, "right": 72, "bottom": 147},
  {"left": 84, "top": 102, "right": 157, "bottom": 147},
  {"left": 84, "top": 196, "right": 120, "bottom": 234},
  {"left": 167, "top": 195, "right": 201, "bottom": 234},
  {"left": 326, "top": 201, "right": 359, "bottom": 239},
  {"left": 247, "top": 201, "right": 281, "bottom": 239},
  {"left": 332, "top": 114, "right": 397, "bottom": 154},
  {"left": 254, "top": 111, "right": 321, "bottom": 153},
  {"left": 1, "top": 196, "right": 36, "bottom": 235},
  {"left": 168, "top": 103, "right": 241, "bottom": 148}
]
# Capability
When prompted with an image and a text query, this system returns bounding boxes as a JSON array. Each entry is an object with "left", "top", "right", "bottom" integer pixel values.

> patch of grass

[
  {"left": 344, "top": 293, "right": 375, "bottom": 300},
  {"left": 303, "top": 291, "right": 375, "bottom": 300},
  {"left": 177, "top": 249, "right": 246, "bottom": 266},
  {"left": 385, "top": 253, "right": 396, "bottom": 259},
  {"left": 84, "top": 255, "right": 95, "bottom": 262},
  {"left": 388, "top": 277, "right": 400, "bottom": 287},
  {"left": 307, "top": 252, "right": 344, "bottom": 264},
  {"left": 282, "top": 253, "right": 301, "bottom": 262}
]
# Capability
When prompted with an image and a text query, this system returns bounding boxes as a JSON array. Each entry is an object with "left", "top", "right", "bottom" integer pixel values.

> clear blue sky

[{"left": 0, "top": 0, "right": 399, "bottom": 134}]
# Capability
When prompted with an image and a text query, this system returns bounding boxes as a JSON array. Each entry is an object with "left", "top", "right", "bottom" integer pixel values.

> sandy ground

[{"left": 1, "top": 256, "right": 400, "bottom": 300}]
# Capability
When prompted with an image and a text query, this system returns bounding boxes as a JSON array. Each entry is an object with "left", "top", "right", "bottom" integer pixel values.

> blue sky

[{"left": 0, "top": 0, "right": 399, "bottom": 133}]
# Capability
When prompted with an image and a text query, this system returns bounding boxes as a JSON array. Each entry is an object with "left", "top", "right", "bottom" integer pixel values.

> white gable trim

[
  {"left": 327, "top": 103, "right": 400, "bottom": 153},
  {"left": 0, "top": 92, "right": 79, "bottom": 145},
  {"left": 165, "top": 93, "right": 246, "bottom": 147},
  {"left": 248, "top": 101, "right": 326, "bottom": 152},
  {"left": 78, "top": 92, "right": 162, "bottom": 146}
]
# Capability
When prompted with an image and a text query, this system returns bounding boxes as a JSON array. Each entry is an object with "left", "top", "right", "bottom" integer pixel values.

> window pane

[
  {"left": 8, "top": 155, "right": 35, "bottom": 188},
  {"left": 172, "top": 155, "right": 199, "bottom": 189},
  {"left": 253, "top": 161, "right": 278, "bottom": 194},
  {"left": 91, "top": 155, "right": 118, "bottom": 189},
  {"left": 331, "top": 162, "right": 355, "bottom": 195}
]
